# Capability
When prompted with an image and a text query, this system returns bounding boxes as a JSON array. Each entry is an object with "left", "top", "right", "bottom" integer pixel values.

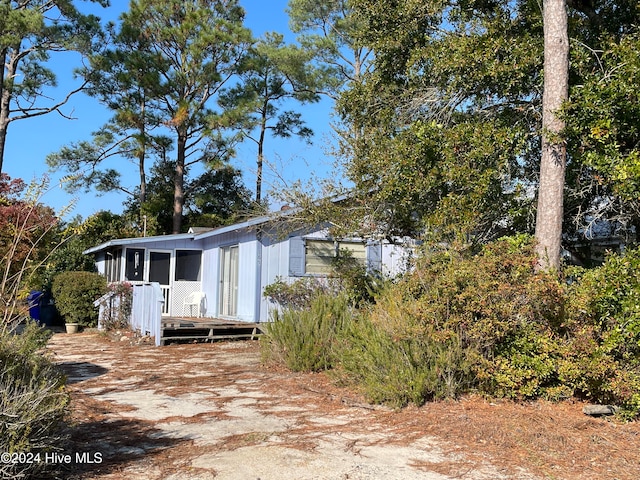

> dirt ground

[{"left": 46, "top": 331, "right": 640, "bottom": 480}]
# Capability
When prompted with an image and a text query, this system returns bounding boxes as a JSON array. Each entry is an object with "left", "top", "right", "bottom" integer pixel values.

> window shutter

[
  {"left": 367, "top": 241, "right": 383, "bottom": 275},
  {"left": 289, "top": 236, "right": 305, "bottom": 276}
]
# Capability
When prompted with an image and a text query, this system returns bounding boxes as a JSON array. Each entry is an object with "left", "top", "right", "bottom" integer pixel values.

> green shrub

[
  {"left": 263, "top": 252, "right": 383, "bottom": 311},
  {"left": 0, "top": 321, "right": 69, "bottom": 479},
  {"left": 564, "top": 247, "right": 640, "bottom": 418},
  {"left": 261, "top": 293, "right": 352, "bottom": 372},
  {"left": 263, "top": 276, "right": 341, "bottom": 310},
  {"left": 51, "top": 271, "right": 107, "bottom": 327},
  {"left": 337, "top": 289, "right": 475, "bottom": 407},
  {"left": 263, "top": 236, "right": 640, "bottom": 417},
  {"left": 346, "top": 235, "right": 568, "bottom": 404},
  {"left": 331, "top": 248, "right": 384, "bottom": 306}
]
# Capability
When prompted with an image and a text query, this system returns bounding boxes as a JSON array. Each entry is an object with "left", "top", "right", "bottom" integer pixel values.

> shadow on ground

[
  {"left": 58, "top": 417, "right": 190, "bottom": 479},
  {"left": 58, "top": 362, "right": 109, "bottom": 384}
]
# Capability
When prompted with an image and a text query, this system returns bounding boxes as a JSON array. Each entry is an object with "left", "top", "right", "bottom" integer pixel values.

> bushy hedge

[
  {"left": 261, "top": 293, "right": 352, "bottom": 372},
  {"left": 51, "top": 271, "right": 107, "bottom": 327},
  {"left": 337, "top": 235, "right": 569, "bottom": 406},
  {"left": 338, "top": 291, "right": 475, "bottom": 407},
  {"left": 563, "top": 248, "right": 640, "bottom": 419},
  {"left": 264, "top": 236, "right": 640, "bottom": 418},
  {"left": 263, "top": 276, "right": 341, "bottom": 311},
  {"left": 0, "top": 322, "right": 69, "bottom": 479},
  {"left": 99, "top": 282, "right": 133, "bottom": 331}
]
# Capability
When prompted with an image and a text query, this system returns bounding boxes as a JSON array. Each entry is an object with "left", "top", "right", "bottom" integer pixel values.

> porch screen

[
  {"left": 175, "top": 250, "right": 202, "bottom": 281},
  {"left": 105, "top": 248, "right": 122, "bottom": 283},
  {"left": 125, "top": 248, "right": 145, "bottom": 281},
  {"left": 149, "top": 252, "right": 170, "bottom": 285}
]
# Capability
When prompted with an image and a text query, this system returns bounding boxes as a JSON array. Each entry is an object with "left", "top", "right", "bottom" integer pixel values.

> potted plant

[
  {"left": 65, "top": 322, "right": 79, "bottom": 334},
  {"left": 51, "top": 271, "right": 107, "bottom": 333}
]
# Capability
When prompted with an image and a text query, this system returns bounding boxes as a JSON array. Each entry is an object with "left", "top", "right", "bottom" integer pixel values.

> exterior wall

[
  {"left": 380, "top": 242, "right": 415, "bottom": 277},
  {"left": 258, "top": 232, "right": 415, "bottom": 322},
  {"left": 94, "top": 252, "right": 107, "bottom": 277},
  {"left": 237, "top": 239, "right": 259, "bottom": 322},
  {"left": 259, "top": 233, "right": 291, "bottom": 322}
]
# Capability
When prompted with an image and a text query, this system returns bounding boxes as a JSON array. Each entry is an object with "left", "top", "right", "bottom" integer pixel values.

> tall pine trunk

[
  {"left": 255, "top": 104, "right": 268, "bottom": 204},
  {"left": 535, "top": 0, "right": 569, "bottom": 270},
  {"left": 173, "top": 133, "right": 187, "bottom": 234}
]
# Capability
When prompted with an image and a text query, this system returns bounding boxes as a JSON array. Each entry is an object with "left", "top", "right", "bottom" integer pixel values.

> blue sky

[{"left": 3, "top": 0, "right": 337, "bottom": 220}]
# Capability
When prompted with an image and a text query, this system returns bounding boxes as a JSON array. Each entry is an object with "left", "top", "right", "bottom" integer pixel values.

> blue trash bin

[{"left": 28, "top": 290, "right": 43, "bottom": 321}]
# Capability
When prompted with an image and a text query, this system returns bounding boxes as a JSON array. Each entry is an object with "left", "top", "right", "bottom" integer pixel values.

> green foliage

[
  {"left": 0, "top": 321, "right": 69, "bottom": 479},
  {"left": 329, "top": 0, "right": 640, "bottom": 246},
  {"left": 260, "top": 293, "right": 352, "bottom": 372},
  {"left": 407, "top": 237, "right": 567, "bottom": 400},
  {"left": 288, "top": 0, "right": 372, "bottom": 98},
  {"left": 99, "top": 282, "right": 133, "bottom": 331},
  {"left": 333, "top": 0, "right": 544, "bottom": 241},
  {"left": 51, "top": 271, "right": 107, "bottom": 327},
  {"left": 566, "top": 34, "right": 640, "bottom": 201},
  {"left": 563, "top": 33, "right": 640, "bottom": 238},
  {"left": 124, "top": 159, "right": 252, "bottom": 235},
  {"left": 122, "top": 0, "right": 253, "bottom": 233},
  {"left": 48, "top": 13, "right": 169, "bottom": 205},
  {"left": 339, "top": 236, "right": 568, "bottom": 406},
  {"left": 564, "top": 247, "right": 640, "bottom": 418},
  {"left": 218, "top": 32, "right": 318, "bottom": 202},
  {"left": 43, "top": 211, "right": 140, "bottom": 288},
  {"left": 263, "top": 276, "right": 341, "bottom": 310},
  {"left": 331, "top": 247, "right": 383, "bottom": 306},
  {"left": 263, "top": 237, "right": 640, "bottom": 416},
  {"left": 337, "top": 292, "right": 475, "bottom": 408},
  {"left": 0, "top": 0, "right": 105, "bottom": 172}
]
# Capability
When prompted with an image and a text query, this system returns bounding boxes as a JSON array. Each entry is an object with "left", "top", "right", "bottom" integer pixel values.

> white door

[{"left": 219, "top": 245, "right": 239, "bottom": 318}]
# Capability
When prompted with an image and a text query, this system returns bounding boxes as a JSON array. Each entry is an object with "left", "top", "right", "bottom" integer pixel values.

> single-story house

[{"left": 84, "top": 214, "right": 414, "bottom": 323}]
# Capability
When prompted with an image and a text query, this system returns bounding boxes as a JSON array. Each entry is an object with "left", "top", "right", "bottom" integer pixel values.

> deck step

[
  {"left": 159, "top": 320, "right": 264, "bottom": 345},
  {"left": 160, "top": 332, "right": 262, "bottom": 344}
]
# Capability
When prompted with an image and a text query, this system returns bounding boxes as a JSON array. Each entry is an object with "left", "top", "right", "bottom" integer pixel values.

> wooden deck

[{"left": 160, "top": 317, "right": 265, "bottom": 345}]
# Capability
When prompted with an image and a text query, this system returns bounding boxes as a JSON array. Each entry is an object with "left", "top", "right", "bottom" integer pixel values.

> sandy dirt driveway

[{"left": 46, "top": 332, "right": 639, "bottom": 480}]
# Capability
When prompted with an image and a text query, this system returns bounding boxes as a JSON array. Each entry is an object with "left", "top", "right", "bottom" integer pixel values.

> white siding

[
  {"left": 381, "top": 242, "right": 415, "bottom": 277},
  {"left": 95, "top": 253, "right": 107, "bottom": 277},
  {"left": 259, "top": 235, "right": 289, "bottom": 322}
]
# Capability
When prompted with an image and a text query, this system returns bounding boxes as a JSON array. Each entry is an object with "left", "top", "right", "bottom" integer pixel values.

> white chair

[{"left": 183, "top": 291, "right": 205, "bottom": 317}]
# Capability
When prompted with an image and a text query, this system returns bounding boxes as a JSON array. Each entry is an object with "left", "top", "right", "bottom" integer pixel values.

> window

[
  {"left": 175, "top": 250, "right": 202, "bottom": 281},
  {"left": 304, "top": 240, "right": 366, "bottom": 275},
  {"left": 305, "top": 240, "right": 335, "bottom": 274}
]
